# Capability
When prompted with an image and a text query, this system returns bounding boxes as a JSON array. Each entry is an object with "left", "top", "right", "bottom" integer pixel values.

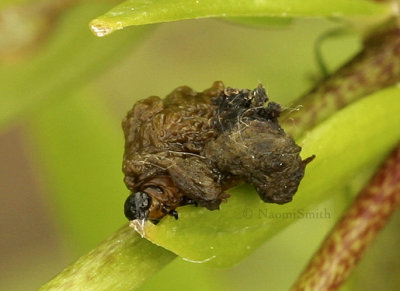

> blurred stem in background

[
  {"left": 281, "top": 18, "right": 400, "bottom": 139},
  {"left": 0, "top": 1, "right": 152, "bottom": 131},
  {"left": 0, "top": 0, "right": 79, "bottom": 62}
]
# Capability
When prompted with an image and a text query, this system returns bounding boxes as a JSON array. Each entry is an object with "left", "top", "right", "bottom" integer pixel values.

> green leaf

[
  {"left": 139, "top": 85, "right": 400, "bottom": 267},
  {"left": 224, "top": 16, "right": 293, "bottom": 27},
  {"left": 89, "top": 0, "right": 392, "bottom": 36},
  {"left": 0, "top": 2, "right": 151, "bottom": 132}
]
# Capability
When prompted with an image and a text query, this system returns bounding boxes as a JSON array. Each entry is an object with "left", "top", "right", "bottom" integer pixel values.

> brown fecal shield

[{"left": 122, "top": 82, "right": 314, "bottom": 223}]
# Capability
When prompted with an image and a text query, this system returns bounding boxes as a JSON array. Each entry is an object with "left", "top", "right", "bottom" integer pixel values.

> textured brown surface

[{"left": 122, "top": 82, "right": 312, "bottom": 222}]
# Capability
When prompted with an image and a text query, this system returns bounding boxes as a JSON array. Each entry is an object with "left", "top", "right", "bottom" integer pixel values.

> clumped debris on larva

[{"left": 122, "top": 81, "right": 314, "bottom": 224}]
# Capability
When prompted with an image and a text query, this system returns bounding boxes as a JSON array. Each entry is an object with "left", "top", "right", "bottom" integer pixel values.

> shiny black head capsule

[{"left": 124, "top": 191, "right": 151, "bottom": 220}]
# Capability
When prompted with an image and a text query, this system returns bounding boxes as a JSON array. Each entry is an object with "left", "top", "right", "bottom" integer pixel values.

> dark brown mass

[{"left": 122, "top": 82, "right": 313, "bottom": 223}]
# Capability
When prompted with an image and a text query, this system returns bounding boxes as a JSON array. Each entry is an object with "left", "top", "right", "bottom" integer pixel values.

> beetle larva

[{"left": 122, "top": 82, "right": 313, "bottom": 223}]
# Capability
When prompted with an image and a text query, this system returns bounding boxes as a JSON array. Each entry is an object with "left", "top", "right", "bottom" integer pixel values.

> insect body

[{"left": 122, "top": 82, "right": 313, "bottom": 223}]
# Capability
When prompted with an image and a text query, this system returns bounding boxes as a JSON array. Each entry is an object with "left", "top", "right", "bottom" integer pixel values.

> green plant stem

[
  {"left": 40, "top": 224, "right": 176, "bottom": 291},
  {"left": 281, "top": 20, "right": 400, "bottom": 139}
]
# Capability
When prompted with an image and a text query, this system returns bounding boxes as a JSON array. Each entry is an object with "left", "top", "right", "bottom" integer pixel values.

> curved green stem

[{"left": 40, "top": 225, "right": 176, "bottom": 291}]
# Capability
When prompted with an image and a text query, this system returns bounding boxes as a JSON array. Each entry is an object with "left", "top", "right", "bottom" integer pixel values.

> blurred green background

[{"left": 1, "top": 1, "right": 400, "bottom": 290}]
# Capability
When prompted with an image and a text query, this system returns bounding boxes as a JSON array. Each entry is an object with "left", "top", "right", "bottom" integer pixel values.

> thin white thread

[
  {"left": 182, "top": 255, "right": 216, "bottom": 264},
  {"left": 167, "top": 150, "right": 206, "bottom": 159},
  {"left": 130, "top": 219, "right": 147, "bottom": 237}
]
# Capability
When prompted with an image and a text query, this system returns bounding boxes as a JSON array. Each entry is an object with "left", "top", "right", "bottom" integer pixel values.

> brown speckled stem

[
  {"left": 39, "top": 225, "right": 176, "bottom": 291},
  {"left": 292, "top": 143, "right": 400, "bottom": 291},
  {"left": 281, "top": 21, "right": 400, "bottom": 139}
]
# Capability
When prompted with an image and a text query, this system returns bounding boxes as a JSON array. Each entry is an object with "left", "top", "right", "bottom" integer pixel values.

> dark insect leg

[{"left": 169, "top": 210, "right": 179, "bottom": 220}]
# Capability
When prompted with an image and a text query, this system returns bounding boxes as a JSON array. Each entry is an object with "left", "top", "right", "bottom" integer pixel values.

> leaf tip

[{"left": 89, "top": 20, "right": 115, "bottom": 37}]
